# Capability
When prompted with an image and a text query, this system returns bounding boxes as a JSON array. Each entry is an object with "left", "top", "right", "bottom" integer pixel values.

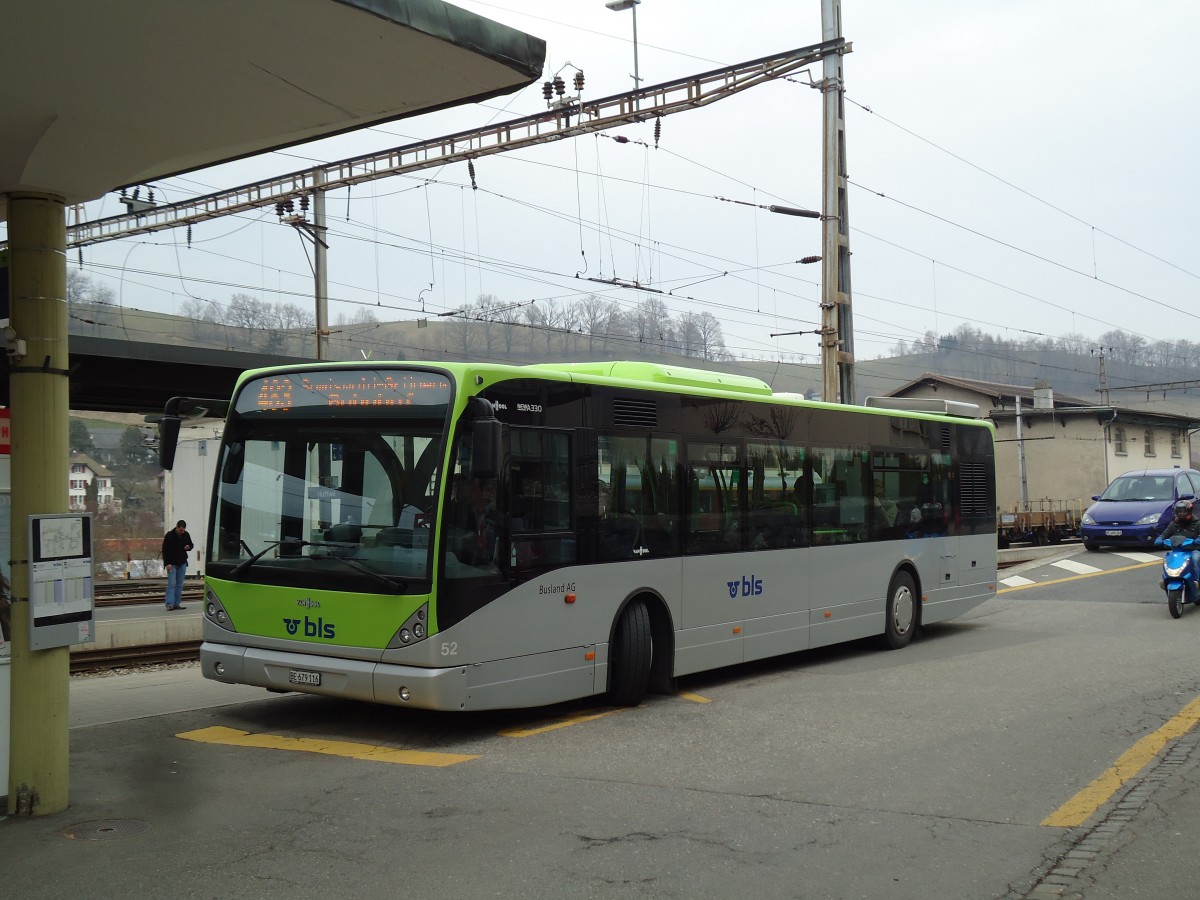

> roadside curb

[
  {"left": 1018, "top": 720, "right": 1200, "bottom": 899},
  {"left": 998, "top": 543, "right": 1085, "bottom": 572},
  {"left": 998, "top": 540, "right": 1084, "bottom": 566}
]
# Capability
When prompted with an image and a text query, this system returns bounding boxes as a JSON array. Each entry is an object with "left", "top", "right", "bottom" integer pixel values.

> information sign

[{"left": 27, "top": 513, "right": 94, "bottom": 650}]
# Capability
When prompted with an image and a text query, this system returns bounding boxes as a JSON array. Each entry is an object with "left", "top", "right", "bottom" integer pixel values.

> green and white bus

[{"left": 190, "top": 360, "right": 997, "bottom": 711}]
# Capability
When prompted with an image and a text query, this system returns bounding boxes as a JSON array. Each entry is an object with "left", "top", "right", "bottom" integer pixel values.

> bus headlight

[
  {"left": 386, "top": 603, "right": 431, "bottom": 649},
  {"left": 204, "top": 588, "right": 237, "bottom": 634},
  {"left": 399, "top": 687, "right": 411, "bottom": 702}
]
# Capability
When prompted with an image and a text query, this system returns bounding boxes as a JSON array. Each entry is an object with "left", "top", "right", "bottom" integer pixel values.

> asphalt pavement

[{"left": 5, "top": 548, "right": 1200, "bottom": 898}]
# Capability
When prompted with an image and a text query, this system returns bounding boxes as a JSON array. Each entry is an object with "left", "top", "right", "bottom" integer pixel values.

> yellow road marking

[
  {"left": 1043, "top": 695, "right": 1200, "bottom": 827},
  {"left": 177, "top": 725, "right": 478, "bottom": 766},
  {"left": 501, "top": 691, "right": 712, "bottom": 737},
  {"left": 998, "top": 559, "right": 1157, "bottom": 594},
  {"left": 498, "top": 708, "right": 622, "bottom": 738}
]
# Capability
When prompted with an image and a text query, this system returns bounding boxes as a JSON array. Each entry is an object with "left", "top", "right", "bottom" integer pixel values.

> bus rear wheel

[
  {"left": 881, "top": 571, "right": 917, "bottom": 650},
  {"left": 609, "top": 598, "right": 652, "bottom": 706}
]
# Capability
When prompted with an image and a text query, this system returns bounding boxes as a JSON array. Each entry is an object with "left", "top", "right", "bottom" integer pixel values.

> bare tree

[
  {"left": 491, "top": 301, "right": 524, "bottom": 355},
  {"left": 629, "top": 296, "right": 675, "bottom": 355},
  {"left": 573, "top": 294, "right": 624, "bottom": 354},
  {"left": 525, "top": 298, "right": 566, "bottom": 353},
  {"left": 694, "top": 311, "right": 727, "bottom": 361}
]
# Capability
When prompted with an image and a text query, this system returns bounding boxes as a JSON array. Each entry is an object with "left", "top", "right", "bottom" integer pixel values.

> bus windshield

[{"left": 210, "top": 422, "right": 446, "bottom": 589}]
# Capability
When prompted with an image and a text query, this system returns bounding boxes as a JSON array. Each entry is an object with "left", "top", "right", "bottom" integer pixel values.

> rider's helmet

[{"left": 1175, "top": 498, "right": 1195, "bottom": 524}]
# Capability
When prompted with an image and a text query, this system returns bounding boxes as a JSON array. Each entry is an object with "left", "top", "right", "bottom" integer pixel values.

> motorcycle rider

[
  {"left": 1156, "top": 499, "right": 1200, "bottom": 569},
  {"left": 1159, "top": 499, "right": 1200, "bottom": 541}
]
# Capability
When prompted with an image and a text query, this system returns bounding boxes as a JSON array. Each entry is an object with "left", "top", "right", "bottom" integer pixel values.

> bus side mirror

[
  {"left": 220, "top": 441, "right": 245, "bottom": 485},
  {"left": 471, "top": 417, "right": 503, "bottom": 481},
  {"left": 466, "top": 397, "right": 503, "bottom": 480},
  {"left": 158, "top": 416, "right": 182, "bottom": 470}
]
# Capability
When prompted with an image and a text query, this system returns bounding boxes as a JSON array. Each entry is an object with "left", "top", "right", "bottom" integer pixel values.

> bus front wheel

[
  {"left": 881, "top": 571, "right": 917, "bottom": 650},
  {"left": 609, "top": 598, "right": 652, "bottom": 706}
]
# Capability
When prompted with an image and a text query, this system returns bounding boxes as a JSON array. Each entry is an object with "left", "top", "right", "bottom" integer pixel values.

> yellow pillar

[{"left": 6, "top": 192, "right": 70, "bottom": 815}]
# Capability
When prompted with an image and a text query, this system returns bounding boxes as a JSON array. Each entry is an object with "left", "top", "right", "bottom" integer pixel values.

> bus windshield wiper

[
  {"left": 231, "top": 537, "right": 310, "bottom": 578},
  {"left": 307, "top": 551, "right": 408, "bottom": 593}
]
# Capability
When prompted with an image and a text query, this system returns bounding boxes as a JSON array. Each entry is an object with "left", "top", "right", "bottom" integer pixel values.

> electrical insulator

[
  {"left": 468, "top": 159, "right": 477, "bottom": 191},
  {"left": 300, "top": 194, "right": 310, "bottom": 213},
  {"left": 147, "top": 188, "right": 155, "bottom": 203},
  {"left": 275, "top": 201, "right": 286, "bottom": 217},
  {"left": 799, "top": 256, "right": 822, "bottom": 265},
  {"left": 187, "top": 224, "right": 193, "bottom": 247},
  {"left": 132, "top": 187, "right": 140, "bottom": 201},
  {"left": 574, "top": 71, "right": 584, "bottom": 92},
  {"left": 654, "top": 117, "right": 662, "bottom": 148},
  {"left": 542, "top": 81, "right": 553, "bottom": 101},
  {"left": 553, "top": 75, "right": 565, "bottom": 96},
  {"left": 284, "top": 199, "right": 295, "bottom": 214},
  {"left": 613, "top": 135, "right": 630, "bottom": 144}
]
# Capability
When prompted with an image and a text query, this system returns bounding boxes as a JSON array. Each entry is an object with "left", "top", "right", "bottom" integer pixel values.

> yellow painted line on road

[
  {"left": 1042, "top": 695, "right": 1200, "bottom": 827},
  {"left": 498, "top": 708, "right": 623, "bottom": 738},
  {"left": 177, "top": 725, "right": 478, "bottom": 766},
  {"left": 998, "top": 559, "right": 1158, "bottom": 594},
  {"left": 501, "top": 692, "right": 711, "bottom": 737}
]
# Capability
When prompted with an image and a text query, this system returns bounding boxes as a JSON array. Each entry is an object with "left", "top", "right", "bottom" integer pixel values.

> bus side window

[
  {"left": 508, "top": 429, "right": 576, "bottom": 577},
  {"left": 598, "top": 434, "right": 681, "bottom": 560}
]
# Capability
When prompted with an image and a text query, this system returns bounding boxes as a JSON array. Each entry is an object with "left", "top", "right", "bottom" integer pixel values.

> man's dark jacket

[{"left": 162, "top": 529, "right": 193, "bottom": 566}]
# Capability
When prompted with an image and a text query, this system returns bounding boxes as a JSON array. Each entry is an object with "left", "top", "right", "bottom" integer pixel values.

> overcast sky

[{"left": 25, "top": 0, "right": 1200, "bottom": 380}]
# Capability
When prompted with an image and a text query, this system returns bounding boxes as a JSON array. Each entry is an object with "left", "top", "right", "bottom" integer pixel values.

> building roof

[
  {"left": 69, "top": 452, "right": 114, "bottom": 477},
  {"left": 887, "top": 372, "right": 1091, "bottom": 408},
  {"left": 888, "top": 373, "right": 1200, "bottom": 428}
]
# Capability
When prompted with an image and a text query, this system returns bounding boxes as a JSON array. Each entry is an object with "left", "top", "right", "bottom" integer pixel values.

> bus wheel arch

[
  {"left": 607, "top": 591, "right": 673, "bottom": 705},
  {"left": 881, "top": 564, "right": 920, "bottom": 650}
]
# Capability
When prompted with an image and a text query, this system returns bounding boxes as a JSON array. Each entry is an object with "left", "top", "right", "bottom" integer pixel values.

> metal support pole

[
  {"left": 6, "top": 192, "right": 70, "bottom": 815},
  {"left": 819, "top": 0, "right": 855, "bottom": 404},
  {"left": 631, "top": 2, "right": 641, "bottom": 92},
  {"left": 313, "top": 171, "right": 329, "bottom": 361},
  {"left": 1016, "top": 395, "right": 1029, "bottom": 507}
]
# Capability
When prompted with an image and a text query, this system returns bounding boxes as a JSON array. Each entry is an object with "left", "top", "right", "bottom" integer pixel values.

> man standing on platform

[{"left": 162, "top": 519, "right": 194, "bottom": 610}]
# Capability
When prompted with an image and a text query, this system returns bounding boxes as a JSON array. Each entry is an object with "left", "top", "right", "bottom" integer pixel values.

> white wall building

[
  {"left": 68, "top": 452, "right": 116, "bottom": 511},
  {"left": 162, "top": 431, "right": 220, "bottom": 578}
]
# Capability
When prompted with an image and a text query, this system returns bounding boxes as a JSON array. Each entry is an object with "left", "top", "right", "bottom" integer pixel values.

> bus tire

[
  {"left": 609, "top": 598, "right": 652, "bottom": 706},
  {"left": 881, "top": 571, "right": 917, "bottom": 650}
]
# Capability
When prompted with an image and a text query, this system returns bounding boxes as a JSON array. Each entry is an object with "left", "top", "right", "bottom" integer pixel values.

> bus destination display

[{"left": 238, "top": 370, "right": 452, "bottom": 413}]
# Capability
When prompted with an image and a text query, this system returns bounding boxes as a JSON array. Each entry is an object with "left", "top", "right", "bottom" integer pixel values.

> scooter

[{"left": 1154, "top": 534, "right": 1200, "bottom": 619}]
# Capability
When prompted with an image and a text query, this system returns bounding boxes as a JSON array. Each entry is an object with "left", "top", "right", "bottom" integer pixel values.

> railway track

[
  {"left": 94, "top": 581, "right": 204, "bottom": 606},
  {"left": 70, "top": 640, "right": 202, "bottom": 674}
]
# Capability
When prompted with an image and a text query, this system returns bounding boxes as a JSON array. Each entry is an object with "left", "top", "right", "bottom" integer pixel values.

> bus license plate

[
  {"left": 289, "top": 669, "right": 321, "bottom": 686},
  {"left": 1105, "top": 530, "right": 1123, "bottom": 536}
]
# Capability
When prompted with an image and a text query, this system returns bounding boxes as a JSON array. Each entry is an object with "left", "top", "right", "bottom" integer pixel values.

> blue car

[{"left": 1080, "top": 467, "right": 1200, "bottom": 551}]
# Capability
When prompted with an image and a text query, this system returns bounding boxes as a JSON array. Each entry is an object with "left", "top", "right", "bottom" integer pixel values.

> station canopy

[{"left": 0, "top": 0, "right": 547, "bottom": 218}]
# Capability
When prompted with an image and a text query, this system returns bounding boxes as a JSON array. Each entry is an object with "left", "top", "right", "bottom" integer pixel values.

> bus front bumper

[{"left": 200, "top": 642, "right": 468, "bottom": 710}]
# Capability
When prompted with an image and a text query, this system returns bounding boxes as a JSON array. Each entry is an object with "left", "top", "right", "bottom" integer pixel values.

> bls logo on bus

[
  {"left": 727, "top": 575, "right": 764, "bottom": 599},
  {"left": 283, "top": 615, "right": 336, "bottom": 639}
]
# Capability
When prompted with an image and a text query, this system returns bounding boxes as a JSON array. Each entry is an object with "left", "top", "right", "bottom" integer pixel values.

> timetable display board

[{"left": 27, "top": 513, "right": 94, "bottom": 650}]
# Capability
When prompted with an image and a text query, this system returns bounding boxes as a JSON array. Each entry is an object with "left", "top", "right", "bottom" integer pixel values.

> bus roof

[{"left": 227, "top": 359, "right": 993, "bottom": 431}]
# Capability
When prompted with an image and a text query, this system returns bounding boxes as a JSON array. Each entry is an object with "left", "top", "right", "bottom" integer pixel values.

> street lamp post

[{"left": 605, "top": 0, "right": 641, "bottom": 93}]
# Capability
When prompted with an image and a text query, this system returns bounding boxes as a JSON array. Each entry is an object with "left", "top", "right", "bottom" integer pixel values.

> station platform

[
  {"left": 83, "top": 600, "right": 202, "bottom": 650},
  {"left": 81, "top": 580, "right": 204, "bottom": 650}
]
